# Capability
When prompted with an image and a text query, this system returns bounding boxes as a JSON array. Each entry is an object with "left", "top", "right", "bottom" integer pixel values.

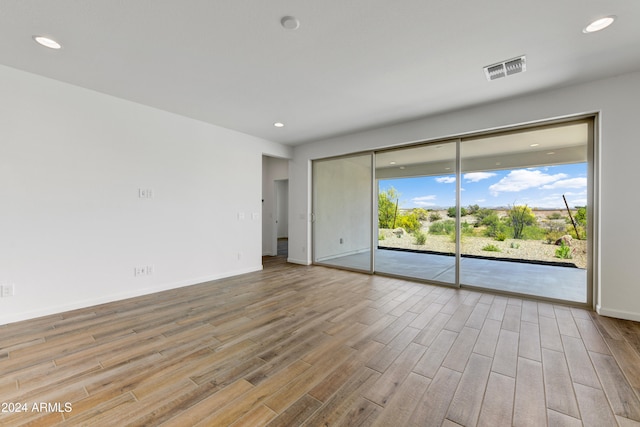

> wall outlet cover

[{"left": 1, "top": 284, "right": 15, "bottom": 297}]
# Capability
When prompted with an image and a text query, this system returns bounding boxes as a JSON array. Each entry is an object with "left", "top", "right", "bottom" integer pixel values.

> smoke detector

[{"left": 484, "top": 56, "right": 526, "bottom": 81}]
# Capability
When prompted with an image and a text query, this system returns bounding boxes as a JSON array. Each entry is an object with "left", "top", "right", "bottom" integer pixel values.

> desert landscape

[{"left": 378, "top": 208, "right": 587, "bottom": 269}]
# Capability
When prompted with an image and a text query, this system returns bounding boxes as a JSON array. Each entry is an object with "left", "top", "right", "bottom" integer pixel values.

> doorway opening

[
  {"left": 275, "top": 179, "right": 289, "bottom": 258},
  {"left": 262, "top": 156, "right": 289, "bottom": 263}
]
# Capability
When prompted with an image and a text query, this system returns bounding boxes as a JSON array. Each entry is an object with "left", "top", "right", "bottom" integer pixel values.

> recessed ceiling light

[
  {"left": 399, "top": 166, "right": 405, "bottom": 170},
  {"left": 389, "top": 161, "right": 396, "bottom": 165},
  {"left": 583, "top": 16, "right": 616, "bottom": 33},
  {"left": 547, "top": 152, "right": 555, "bottom": 155},
  {"left": 280, "top": 16, "right": 300, "bottom": 30},
  {"left": 495, "top": 162, "right": 501, "bottom": 166},
  {"left": 33, "top": 36, "right": 62, "bottom": 49},
  {"left": 273, "top": 122, "right": 285, "bottom": 128},
  {"left": 445, "top": 167, "right": 451, "bottom": 170},
  {"left": 530, "top": 143, "right": 540, "bottom": 147}
]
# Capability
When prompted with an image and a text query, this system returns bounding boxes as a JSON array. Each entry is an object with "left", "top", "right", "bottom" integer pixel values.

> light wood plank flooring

[{"left": 1, "top": 256, "right": 639, "bottom": 426}]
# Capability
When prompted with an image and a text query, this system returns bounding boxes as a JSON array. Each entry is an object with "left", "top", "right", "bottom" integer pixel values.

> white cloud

[
  {"left": 534, "top": 195, "right": 569, "bottom": 209},
  {"left": 436, "top": 176, "right": 456, "bottom": 184},
  {"left": 412, "top": 195, "right": 437, "bottom": 207},
  {"left": 489, "top": 169, "right": 568, "bottom": 196},
  {"left": 413, "top": 195, "right": 436, "bottom": 201},
  {"left": 464, "top": 172, "right": 496, "bottom": 182},
  {"left": 540, "top": 177, "right": 587, "bottom": 190},
  {"left": 568, "top": 198, "right": 587, "bottom": 207}
]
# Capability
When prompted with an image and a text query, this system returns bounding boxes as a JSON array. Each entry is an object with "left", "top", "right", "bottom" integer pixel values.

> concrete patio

[{"left": 318, "top": 248, "right": 587, "bottom": 303}]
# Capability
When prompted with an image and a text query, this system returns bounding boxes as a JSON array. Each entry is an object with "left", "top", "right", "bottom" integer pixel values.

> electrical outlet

[
  {"left": 138, "top": 188, "right": 154, "bottom": 199},
  {"left": 135, "top": 266, "right": 154, "bottom": 276},
  {"left": 1, "top": 284, "right": 15, "bottom": 297}
]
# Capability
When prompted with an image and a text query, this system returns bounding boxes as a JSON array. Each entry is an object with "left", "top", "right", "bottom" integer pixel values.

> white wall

[
  {"left": 261, "top": 156, "right": 289, "bottom": 255},
  {"left": 290, "top": 71, "right": 640, "bottom": 322},
  {"left": 0, "top": 64, "right": 291, "bottom": 325}
]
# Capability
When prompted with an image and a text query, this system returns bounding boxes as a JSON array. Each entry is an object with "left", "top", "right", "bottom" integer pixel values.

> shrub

[
  {"left": 475, "top": 208, "right": 496, "bottom": 223},
  {"left": 568, "top": 226, "right": 587, "bottom": 240},
  {"left": 447, "top": 206, "right": 468, "bottom": 218},
  {"left": 483, "top": 215, "right": 507, "bottom": 238},
  {"left": 547, "top": 212, "right": 563, "bottom": 220},
  {"left": 461, "top": 221, "right": 475, "bottom": 236},
  {"left": 428, "top": 212, "right": 442, "bottom": 222},
  {"left": 378, "top": 187, "right": 399, "bottom": 229},
  {"left": 573, "top": 206, "right": 587, "bottom": 227},
  {"left": 396, "top": 212, "right": 422, "bottom": 234},
  {"left": 545, "top": 231, "right": 564, "bottom": 244},
  {"left": 482, "top": 244, "right": 501, "bottom": 252},
  {"left": 520, "top": 225, "right": 547, "bottom": 240},
  {"left": 414, "top": 230, "right": 427, "bottom": 245},
  {"left": 477, "top": 210, "right": 502, "bottom": 226},
  {"left": 510, "top": 242, "right": 520, "bottom": 249},
  {"left": 567, "top": 206, "right": 587, "bottom": 240},
  {"left": 467, "top": 204, "right": 480, "bottom": 215},
  {"left": 555, "top": 242, "right": 572, "bottom": 259},
  {"left": 494, "top": 232, "right": 507, "bottom": 241},
  {"left": 429, "top": 220, "right": 455, "bottom": 235},
  {"left": 413, "top": 208, "right": 429, "bottom": 221},
  {"left": 378, "top": 233, "right": 385, "bottom": 241},
  {"left": 508, "top": 204, "right": 536, "bottom": 239}
]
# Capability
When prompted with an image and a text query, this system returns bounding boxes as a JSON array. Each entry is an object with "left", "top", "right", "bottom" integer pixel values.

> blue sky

[{"left": 379, "top": 163, "right": 587, "bottom": 210}]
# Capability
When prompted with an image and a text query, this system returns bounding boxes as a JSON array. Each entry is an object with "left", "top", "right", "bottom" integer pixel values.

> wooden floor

[{"left": 1, "top": 254, "right": 640, "bottom": 426}]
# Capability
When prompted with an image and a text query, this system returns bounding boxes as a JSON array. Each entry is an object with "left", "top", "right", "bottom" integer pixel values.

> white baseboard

[
  {"left": 0, "top": 265, "right": 263, "bottom": 326},
  {"left": 596, "top": 305, "right": 640, "bottom": 322},
  {"left": 287, "top": 257, "right": 310, "bottom": 265}
]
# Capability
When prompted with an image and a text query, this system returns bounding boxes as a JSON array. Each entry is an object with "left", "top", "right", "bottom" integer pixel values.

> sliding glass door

[
  {"left": 459, "top": 121, "right": 590, "bottom": 303},
  {"left": 311, "top": 117, "right": 593, "bottom": 305},
  {"left": 375, "top": 142, "right": 458, "bottom": 285},
  {"left": 312, "top": 153, "right": 373, "bottom": 272}
]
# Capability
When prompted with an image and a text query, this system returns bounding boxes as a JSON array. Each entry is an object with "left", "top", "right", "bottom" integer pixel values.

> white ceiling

[{"left": 1, "top": 1, "right": 639, "bottom": 146}]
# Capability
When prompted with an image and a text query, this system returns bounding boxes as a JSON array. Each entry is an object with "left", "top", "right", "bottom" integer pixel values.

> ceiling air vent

[{"left": 484, "top": 56, "right": 526, "bottom": 81}]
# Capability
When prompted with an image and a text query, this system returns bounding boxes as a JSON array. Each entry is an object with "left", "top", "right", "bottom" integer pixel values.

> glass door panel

[
  {"left": 375, "top": 142, "right": 457, "bottom": 285},
  {"left": 460, "top": 121, "right": 590, "bottom": 303},
  {"left": 312, "top": 154, "right": 373, "bottom": 272}
]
